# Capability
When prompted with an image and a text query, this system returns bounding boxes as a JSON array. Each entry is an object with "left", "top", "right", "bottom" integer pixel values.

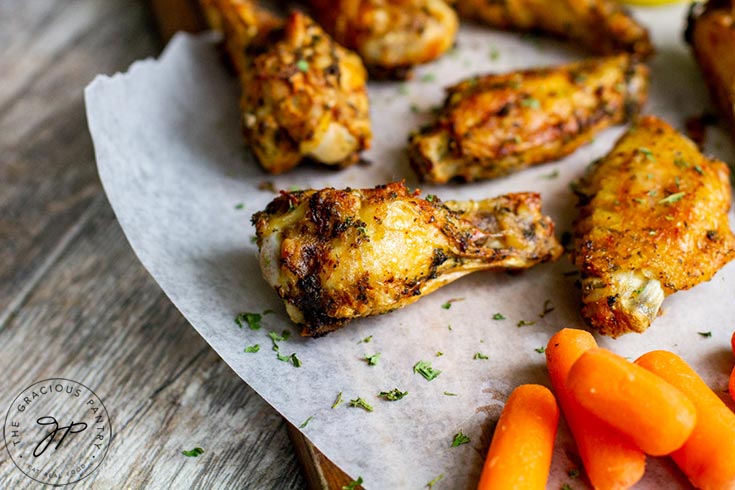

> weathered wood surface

[{"left": 0, "top": 0, "right": 306, "bottom": 487}]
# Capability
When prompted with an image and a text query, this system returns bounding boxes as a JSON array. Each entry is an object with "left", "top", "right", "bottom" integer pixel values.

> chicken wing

[
  {"left": 452, "top": 0, "right": 653, "bottom": 59},
  {"left": 252, "top": 181, "right": 562, "bottom": 336},
  {"left": 409, "top": 54, "right": 649, "bottom": 183},
  {"left": 306, "top": 0, "right": 459, "bottom": 79},
  {"left": 686, "top": 0, "right": 735, "bottom": 137},
  {"left": 202, "top": 0, "right": 372, "bottom": 173},
  {"left": 572, "top": 116, "right": 735, "bottom": 337}
]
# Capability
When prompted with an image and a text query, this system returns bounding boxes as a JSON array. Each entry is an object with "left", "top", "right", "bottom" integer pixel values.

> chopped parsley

[
  {"left": 451, "top": 431, "right": 471, "bottom": 447},
  {"left": 473, "top": 352, "right": 489, "bottom": 360},
  {"left": 540, "top": 169, "right": 559, "bottom": 179},
  {"left": 489, "top": 46, "right": 500, "bottom": 60},
  {"left": 539, "top": 299, "right": 555, "bottom": 318},
  {"left": 420, "top": 72, "right": 436, "bottom": 83},
  {"left": 492, "top": 313, "right": 506, "bottom": 320},
  {"left": 521, "top": 97, "right": 541, "bottom": 109},
  {"left": 296, "top": 59, "right": 309, "bottom": 72},
  {"left": 235, "top": 312, "right": 263, "bottom": 330},
  {"left": 426, "top": 473, "right": 445, "bottom": 489},
  {"left": 378, "top": 389, "right": 408, "bottom": 401},
  {"left": 349, "top": 397, "right": 374, "bottom": 412},
  {"left": 269, "top": 329, "right": 291, "bottom": 350},
  {"left": 234, "top": 202, "right": 245, "bottom": 210},
  {"left": 694, "top": 164, "right": 704, "bottom": 174},
  {"left": 436, "top": 351, "right": 444, "bottom": 357},
  {"left": 299, "top": 416, "right": 314, "bottom": 428},
  {"left": 332, "top": 391, "right": 344, "bottom": 409},
  {"left": 640, "top": 147, "right": 656, "bottom": 161},
  {"left": 244, "top": 344, "right": 260, "bottom": 353},
  {"left": 441, "top": 298, "right": 463, "bottom": 309},
  {"left": 517, "top": 319, "right": 536, "bottom": 327},
  {"left": 659, "top": 192, "right": 686, "bottom": 205},
  {"left": 535, "top": 346, "right": 546, "bottom": 354},
  {"left": 342, "top": 476, "right": 363, "bottom": 490},
  {"left": 443, "top": 391, "right": 457, "bottom": 396},
  {"left": 276, "top": 352, "right": 301, "bottom": 367},
  {"left": 674, "top": 158, "right": 690, "bottom": 169},
  {"left": 363, "top": 353, "right": 381, "bottom": 366},
  {"left": 181, "top": 447, "right": 204, "bottom": 457},
  {"left": 414, "top": 360, "right": 441, "bottom": 381},
  {"left": 698, "top": 331, "right": 712, "bottom": 338},
  {"left": 358, "top": 335, "right": 373, "bottom": 344}
]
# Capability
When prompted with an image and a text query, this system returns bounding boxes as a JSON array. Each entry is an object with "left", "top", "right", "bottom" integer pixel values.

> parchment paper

[{"left": 85, "top": 4, "right": 735, "bottom": 488}]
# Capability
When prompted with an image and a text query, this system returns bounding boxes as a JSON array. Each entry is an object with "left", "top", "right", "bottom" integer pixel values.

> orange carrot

[
  {"left": 636, "top": 350, "right": 735, "bottom": 490},
  {"left": 566, "top": 347, "right": 696, "bottom": 456},
  {"left": 731, "top": 330, "right": 735, "bottom": 357},
  {"left": 730, "top": 366, "right": 735, "bottom": 405},
  {"left": 477, "top": 384, "right": 559, "bottom": 490},
  {"left": 546, "top": 329, "right": 645, "bottom": 489}
]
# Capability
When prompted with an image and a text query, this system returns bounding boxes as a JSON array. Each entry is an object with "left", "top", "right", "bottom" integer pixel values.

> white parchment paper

[{"left": 86, "top": 4, "right": 735, "bottom": 488}]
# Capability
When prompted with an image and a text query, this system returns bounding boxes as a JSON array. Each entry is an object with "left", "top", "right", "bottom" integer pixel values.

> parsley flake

[
  {"left": 698, "top": 331, "right": 712, "bottom": 338},
  {"left": 535, "top": 346, "right": 546, "bottom": 354},
  {"left": 276, "top": 352, "right": 301, "bottom": 367},
  {"left": 363, "top": 353, "right": 381, "bottom": 366},
  {"left": 235, "top": 312, "right": 263, "bottom": 330},
  {"left": 420, "top": 73, "right": 436, "bottom": 83},
  {"left": 640, "top": 148, "right": 656, "bottom": 161},
  {"left": 540, "top": 169, "right": 559, "bottom": 179},
  {"left": 332, "top": 391, "right": 344, "bottom": 409},
  {"left": 234, "top": 203, "right": 245, "bottom": 210},
  {"left": 244, "top": 344, "right": 260, "bottom": 353},
  {"left": 452, "top": 431, "right": 471, "bottom": 447},
  {"left": 473, "top": 352, "right": 489, "bottom": 360},
  {"left": 358, "top": 335, "right": 373, "bottom": 344},
  {"left": 436, "top": 351, "right": 444, "bottom": 357},
  {"left": 349, "top": 397, "right": 374, "bottom": 412},
  {"left": 659, "top": 192, "right": 686, "bottom": 205},
  {"left": 378, "top": 388, "right": 408, "bottom": 401},
  {"left": 521, "top": 97, "right": 541, "bottom": 109},
  {"left": 489, "top": 46, "right": 500, "bottom": 60},
  {"left": 539, "top": 299, "right": 555, "bottom": 318},
  {"left": 427, "top": 473, "right": 445, "bottom": 489},
  {"left": 342, "top": 476, "right": 363, "bottom": 490},
  {"left": 517, "top": 319, "right": 536, "bottom": 327},
  {"left": 299, "top": 416, "right": 314, "bottom": 428},
  {"left": 674, "top": 158, "right": 690, "bottom": 169},
  {"left": 492, "top": 313, "right": 506, "bottom": 320},
  {"left": 296, "top": 59, "right": 309, "bottom": 72},
  {"left": 441, "top": 298, "right": 463, "bottom": 309},
  {"left": 269, "top": 329, "right": 291, "bottom": 350},
  {"left": 443, "top": 391, "right": 458, "bottom": 396},
  {"left": 181, "top": 447, "right": 204, "bottom": 457},
  {"left": 414, "top": 360, "right": 441, "bottom": 381}
]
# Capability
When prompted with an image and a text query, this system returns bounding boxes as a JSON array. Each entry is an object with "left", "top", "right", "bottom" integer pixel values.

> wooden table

[{"left": 0, "top": 1, "right": 350, "bottom": 487}]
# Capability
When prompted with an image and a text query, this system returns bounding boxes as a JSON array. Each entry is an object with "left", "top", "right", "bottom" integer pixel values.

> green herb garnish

[
  {"left": 659, "top": 192, "right": 686, "bottom": 204},
  {"left": 443, "top": 391, "right": 457, "bottom": 396},
  {"left": 332, "top": 391, "right": 344, "bottom": 409},
  {"left": 296, "top": 59, "right": 309, "bottom": 72},
  {"left": 517, "top": 319, "right": 536, "bottom": 327},
  {"left": 492, "top": 313, "right": 505, "bottom": 320},
  {"left": 358, "top": 335, "right": 373, "bottom": 344},
  {"left": 426, "top": 473, "right": 445, "bottom": 489},
  {"left": 420, "top": 73, "right": 436, "bottom": 83},
  {"left": 414, "top": 360, "right": 441, "bottom": 381},
  {"left": 342, "top": 476, "right": 363, "bottom": 490},
  {"left": 451, "top": 431, "right": 471, "bottom": 447},
  {"left": 269, "top": 329, "right": 291, "bottom": 350},
  {"left": 244, "top": 344, "right": 260, "bottom": 353},
  {"left": 364, "top": 353, "right": 381, "bottom": 366},
  {"left": 349, "top": 397, "right": 374, "bottom": 412},
  {"left": 640, "top": 148, "right": 656, "bottom": 161},
  {"left": 234, "top": 203, "right": 245, "bottom": 210},
  {"left": 535, "top": 346, "right": 546, "bottom": 354},
  {"left": 539, "top": 299, "right": 555, "bottom": 318},
  {"left": 235, "top": 312, "right": 263, "bottom": 330},
  {"left": 521, "top": 97, "right": 540, "bottom": 109},
  {"left": 299, "top": 416, "right": 314, "bottom": 428},
  {"left": 473, "top": 352, "right": 489, "bottom": 360},
  {"left": 181, "top": 447, "right": 204, "bottom": 457},
  {"left": 378, "top": 389, "right": 408, "bottom": 401},
  {"left": 276, "top": 352, "right": 301, "bottom": 367},
  {"left": 698, "top": 331, "right": 712, "bottom": 338}
]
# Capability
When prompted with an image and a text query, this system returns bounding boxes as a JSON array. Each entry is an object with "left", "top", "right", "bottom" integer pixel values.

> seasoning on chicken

[
  {"left": 202, "top": 0, "right": 372, "bottom": 173},
  {"left": 686, "top": 0, "right": 735, "bottom": 137},
  {"left": 452, "top": 0, "right": 653, "bottom": 59},
  {"left": 571, "top": 116, "right": 735, "bottom": 337},
  {"left": 409, "top": 54, "right": 649, "bottom": 183},
  {"left": 252, "top": 182, "right": 562, "bottom": 336},
  {"left": 306, "top": 0, "right": 459, "bottom": 79}
]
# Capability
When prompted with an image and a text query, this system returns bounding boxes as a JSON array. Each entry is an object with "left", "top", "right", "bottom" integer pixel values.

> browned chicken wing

[
  {"left": 452, "top": 0, "right": 653, "bottom": 59},
  {"left": 687, "top": 0, "right": 735, "bottom": 137},
  {"left": 409, "top": 54, "right": 649, "bottom": 183},
  {"left": 572, "top": 116, "right": 735, "bottom": 337},
  {"left": 307, "top": 0, "right": 459, "bottom": 79},
  {"left": 202, "top": 0, "right": 372, "bottom": 173},
  {"left": 252, "top": 182, "right": 562, "bottom": 336}
]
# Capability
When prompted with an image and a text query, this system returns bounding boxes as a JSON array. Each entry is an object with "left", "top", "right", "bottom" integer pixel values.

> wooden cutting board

[{"left": 147, "top": 1, "right": 359, "bottom": 488}]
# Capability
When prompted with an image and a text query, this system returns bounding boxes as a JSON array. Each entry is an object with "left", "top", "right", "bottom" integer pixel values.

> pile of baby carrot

[{"left": 477, "top": 328, "right": 735, "bottom": 490}]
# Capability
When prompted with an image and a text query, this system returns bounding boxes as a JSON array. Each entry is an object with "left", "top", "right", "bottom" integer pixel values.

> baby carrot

[
  {"left": 477, "top": 384, "right": 559, "bottom": 490},
  {"left": 567, "top": 348, "right": 696, "bottom": 456},
  {"left": 546, "top": 329, "right": 645, "bottom": 490},
  {"left": 636, "top": 350, "right": 735, "bottom": 490}
]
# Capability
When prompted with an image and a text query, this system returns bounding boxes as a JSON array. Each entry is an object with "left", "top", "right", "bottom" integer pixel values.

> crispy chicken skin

[
  {"left": 252, "top": 182, "right": 562, "bottom": 336},
  {"left": 453, "top": 0, "right": 653, "bottom": 59},
  {"left": 202, "top": 0, "right": 371, "bottom": 173},
  {"left": 307, "top": 0, "right": 459, "bottom": 79},
  {"left": 686, "top": 0, "right": 735, "bottom": 137},
  {"left": 409, "top": 55, "right": 649, "bottom": 183},
  {"left": 572, "top": 116, "right": 735, "bottom": 337}
]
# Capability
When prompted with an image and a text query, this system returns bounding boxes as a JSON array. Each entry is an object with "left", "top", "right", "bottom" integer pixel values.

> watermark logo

[{"left": 4, "top": 378, "right": 112, "bottom": 486}]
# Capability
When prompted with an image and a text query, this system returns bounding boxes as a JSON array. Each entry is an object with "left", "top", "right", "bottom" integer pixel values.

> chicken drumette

[
  {"left": 572, "top": 116, "right": 735, "bottom": 337},
  {"left": 306, "top": 0, "right": 459, "bottom": 79},
  {"left": 252, "top": 182, "right": 562, "bottom": 336},
  {"left": 202, "top": 0, "right": 371, "bottom": 173},
  {"left": 409, "top": 54, "right": 649, "bottom": 183},
  {"left": 452, "top": 0, "right": 653, "bottom": 59},
  {"left": 687, "top": 0, "right": 735, "bottom": 138}
]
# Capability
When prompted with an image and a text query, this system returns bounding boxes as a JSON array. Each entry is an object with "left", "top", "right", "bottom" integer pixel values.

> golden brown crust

[
  {"left": 252, "top": 182, "right": 562, "bottom": 336},
  {"left": 453, "top": 0, "right": 653, "bottom": 59},
  {"left": 409, "top": 55, "right": 649, "bottom": 183},
  {"left": 202, "top": 0, "right": 372, "bottom": 173},
  {"left": 687, "top": 0, "right": 735, "bottom": 137},
  {"left": 572, "top": 116, "right": 735, "bottom": 337}
]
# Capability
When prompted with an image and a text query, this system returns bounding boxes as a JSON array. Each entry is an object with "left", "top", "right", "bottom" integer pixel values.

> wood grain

[{"left": 0, "top": 0, "right": 306, "bottom": 488}]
